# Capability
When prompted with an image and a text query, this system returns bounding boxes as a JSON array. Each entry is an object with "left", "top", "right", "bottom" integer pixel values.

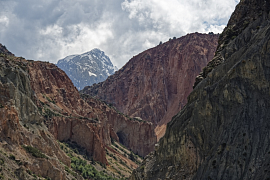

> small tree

[{"left": 129, "top": 152, "right": 136, "bottom": 161}]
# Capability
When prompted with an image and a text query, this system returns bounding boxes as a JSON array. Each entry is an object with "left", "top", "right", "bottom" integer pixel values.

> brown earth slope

[
  {"left": 130, "top": 0, "right": 270, "bottom": 179},
  {"left": 82, "top": 33, "right": 219, "bottom": 139}
]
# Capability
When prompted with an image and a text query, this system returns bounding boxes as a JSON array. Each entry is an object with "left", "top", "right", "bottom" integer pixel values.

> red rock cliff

[
  {"left": 27, "top": 61, "right": 156, "bottom": 158},
  {"left": 83, "top": 96, "right": 157, "bottom": 157},
  {"left": 82, "top": 33, "right": 219, "bottom": 139},
  {"left": 0, "top": 55, "right": 71, "bottom": 180}
]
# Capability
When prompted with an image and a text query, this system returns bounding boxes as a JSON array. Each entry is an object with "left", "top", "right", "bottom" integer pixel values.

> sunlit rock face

[
  {"left": 0, "top": 47, "right": 71, "bottom": 180},
  {"left": 57, "top": 48, "right": 117, "bottom": 90},
  {"left": 28, "top": 59, "right": 156, "bottom": 159},
  {"left": 82, "top": 33, "right": 219, "bottom": 139}
]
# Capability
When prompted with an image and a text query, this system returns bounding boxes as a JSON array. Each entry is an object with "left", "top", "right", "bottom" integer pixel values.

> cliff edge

[{"left": 130, "top": 0, "right": 270, "bottom": 179}]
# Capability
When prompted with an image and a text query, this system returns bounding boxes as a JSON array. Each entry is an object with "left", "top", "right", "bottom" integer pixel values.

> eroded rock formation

[
  {"left": 0, "top": 53, "right": 72, "bottom": 179},
  {"left": 0, "top": 43, "right": 156, "bottom": 179},
  {"left": 130, "top": 0, "right": 270, "bottom": 179},
  {"left": 82, "top": 33, "right": 219, "bottom": 139},
  {"left": 27, "top": 60, "right": 156, "bottom": 159}
]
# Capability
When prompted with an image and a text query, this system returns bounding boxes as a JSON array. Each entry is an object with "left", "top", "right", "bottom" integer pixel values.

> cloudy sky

[{"left": 0, "top": 0, "right": 239, "bottom": 68}]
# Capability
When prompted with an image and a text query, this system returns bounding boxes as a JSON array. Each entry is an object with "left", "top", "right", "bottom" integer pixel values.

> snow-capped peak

[{"left": 56, "top": 48, "right": 116, "bottom": 90}]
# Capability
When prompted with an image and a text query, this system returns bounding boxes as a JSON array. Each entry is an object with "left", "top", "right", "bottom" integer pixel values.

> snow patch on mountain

[
  {"left": 56, "top": 48, "right": 117, "bottom": 90},
  {"left": 88, "top": 71, "right": 97, "bottom": 77}
]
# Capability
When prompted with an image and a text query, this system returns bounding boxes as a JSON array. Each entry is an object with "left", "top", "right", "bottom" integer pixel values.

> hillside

[
  {"left": 130, "top": 0, "right": 270, "bottom": 179},
  {"left": 82, "top": 33, "right": 219, "bottom": 139},
  {"left": 0, "top": 45, "right": 154, "bottom": 179}
]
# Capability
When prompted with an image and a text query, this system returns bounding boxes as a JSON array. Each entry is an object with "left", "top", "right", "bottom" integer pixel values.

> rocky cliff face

[
  {"left": 0, "top": 53, "right": 73, "bottom": 179},
  {"left": 82, "top": 33, "right": 219, "bottom": 139},
  {"left": 0, "top": 43, "right": 156, "bottom": 179},
  {"left": 27, "top": 60, "right": 156, "bottom": 159},
  {"left": 57, "top": 48, "right": 117, "bottom": 90},
  {"left": 130, "top": 0, "right": 270, "bottom": 179},
  {"left": 0, "top": 43, "right": 14, "bottom": 56},
  {"left": 82, "top": 95, "right": 157, "bottom": 157}
]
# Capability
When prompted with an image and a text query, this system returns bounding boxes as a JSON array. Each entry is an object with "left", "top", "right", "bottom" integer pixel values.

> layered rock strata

[
  {"left": 27, "top": 60, "right": 156, "bottom": 159},
  {"left": 82, "top": 33, "right": 219, "bottom": 139},
  {"left": 0, "top": 43, "right": 156, "bottom": 179},
  {"left": 0, "top": 53, "right": 73, "bottom": 179},
  {"left": 130, "top": 0, "right": 270, "bottom": 179}
]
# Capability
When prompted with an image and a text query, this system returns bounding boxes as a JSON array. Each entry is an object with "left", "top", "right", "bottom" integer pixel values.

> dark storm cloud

[{"left": 0, "top": 0, "right": 239, "bottom": 68}]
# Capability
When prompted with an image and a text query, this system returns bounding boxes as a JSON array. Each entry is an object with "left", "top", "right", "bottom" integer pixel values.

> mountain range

[
  {"left": 1, "top": 0, "right": 270, "bottom": 179},
  {"left": 0, "top": 43, "right": 154, "bottom": 179}
]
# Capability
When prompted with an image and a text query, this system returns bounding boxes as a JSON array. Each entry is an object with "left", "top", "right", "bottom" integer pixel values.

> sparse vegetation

[
  {"left": 129, "top": 152, "right": 136, "bottom": 161},
  {"left": 59, "top": 141, "right": 120, "bottom": 180},
  {"left": 43, "top": 108, "right": 61, "bottom": 119},
  {"left": 9, "top": 155, "right": 15, "bottom": 161},
  {"left": 0, "top": 158, "right": 4, "bottom": 166},
  {"left": 22, "top": 145, "right": 47, "bottom": 158},
  {"left": 70, "top": 156, "right": 117, "bottom": 180},
  {"left": 43, "top": 94, "right": 55, "bottom": 104}
]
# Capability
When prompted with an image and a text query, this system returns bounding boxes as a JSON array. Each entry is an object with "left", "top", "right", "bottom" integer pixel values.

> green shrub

[
  {"left": 70, "top": 156, "right": 117, "bottom": 180},
  {"left": 9, "top": 154, "right": 15, "bottom": 160},
  {"left": 43, "top": 108, "right": 61, "bottom": 119},
  {"left": 129, "top": 152, "right": 136, "bottom": 161},
  {"left": 22, "top": 145, "right": 47, "bottom": 158},
  {"left": 44, "top": 95, "right": 55, "bottom": 104},
  {"left": 0, "top": 158, "right": 4, "bottom": 165},
  {"left": 59, "top": 141, "right": 118, "bottom": 180}
]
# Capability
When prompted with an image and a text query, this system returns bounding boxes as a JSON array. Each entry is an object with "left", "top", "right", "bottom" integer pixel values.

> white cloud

[
  {"left": 0, "top": 16, "right": 9, "bottom": 27},
  {"left": 0, "top": 0, "right": 239, "bottom": 68},
  {"left": 121, "top": 0, "right": 239, "bottom": 34}
]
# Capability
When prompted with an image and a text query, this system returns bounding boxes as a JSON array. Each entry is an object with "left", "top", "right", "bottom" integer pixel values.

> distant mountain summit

[{"left": 56, "top": 48, "right": 117, "bottom": 90}]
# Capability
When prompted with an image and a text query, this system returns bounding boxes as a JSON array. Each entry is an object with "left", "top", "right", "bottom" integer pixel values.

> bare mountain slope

[
  {"left": 82, "top": 33, "right": 219, "bottom": 139},
  {"left": 130, "top": 0, "right": 270, "bottom": 179}
]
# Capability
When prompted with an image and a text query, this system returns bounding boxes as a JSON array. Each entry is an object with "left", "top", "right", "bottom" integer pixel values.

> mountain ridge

[
  {"left": 130, "top": 0, "right": 270, "bottom": 179},
  {"left": 57, "top": 48, "right": 117, "bottom": 90},
  {"left": 82, "top": 32, "right": 219, "bottom": 139},
  {"left": 0, "top": 44, "right": 154, "bottom": 179}
]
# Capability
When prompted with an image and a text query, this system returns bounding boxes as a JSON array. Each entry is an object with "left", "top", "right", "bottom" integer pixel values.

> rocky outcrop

[
  {"left": 131, "top": 0, "right": 270, "bottom": 179},
  {"left": 57, "top": 48, "right": 117, "bottom": 90},
  {"left": 49, "top": 117, "right": 108, "bottom": 165},
  {"left": 82, "top": 33, "right": 219, "bottom": 139},
  {"left": 194, "top": 0, "right": 270, "bottom": 87},
  {"left": 27, "top": 60, "right": 156, "bottom": 158},
  {"left": 0, "top": 43, "right": 14, "bottom": 56},
  {"left": 82, "top": 96, "right": 157, "bottom": 157},
  {"left": 0, "top": 44, "right": 156, "bottom": 179},
  {"left": 0, "top": 54, "right": 72, "bottom": 179}
]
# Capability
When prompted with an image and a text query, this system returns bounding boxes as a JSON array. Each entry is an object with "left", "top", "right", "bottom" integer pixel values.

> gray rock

[
  {"left": 56, "top": 48, "right": 117, "bottom": 90},
  {"left": 130, "top": 1, "right": 270, "bottom": 180},
  {"left": 0, "top": 57, "right": 42, "bottom": 124}
]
